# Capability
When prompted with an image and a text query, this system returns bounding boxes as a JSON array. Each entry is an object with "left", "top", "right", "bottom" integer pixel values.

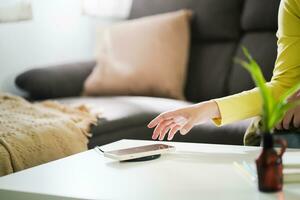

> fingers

[
  {"left": 157, "top": 122, "right": 182, "bottom": 141},
  {"left": 293, "top": 112, "right": 300, "bottom": 128},
  {"left": 147, "top": 111, "right": 175, "bottom": 128},
  {"left": 159, "top": 122, "right": 176, "bottom": 141},
  {"left": 148, "top": 110, "right": 193, "bottom": 140},
  {"left": 276, "top": 121, "right": 283, "bottom": 130},
  {"left": 148, "top": 116, "right": 162, "bottom": 128},
  {"left": 151, "top": 117, "right": 187, "bottom": 141},
  {"left": 180, "top": 121, "right": 194, "bottom": 135},
  {"left": 152, "top": 119, "right": 173, "bottom": 140},
  {"left": 168, "top": 125, "right": 181, "bottom": 140},
  {"left": 277, "top": 92, "right": 300, "bottom": 130},
  {"left": 282, "top": 110, "right": 294, "bottom": 130},
  {"left": 152, "top": 119, "right": 194, "bottom": 141}
]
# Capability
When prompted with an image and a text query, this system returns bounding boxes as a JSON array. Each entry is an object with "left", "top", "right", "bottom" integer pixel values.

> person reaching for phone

[
  {"left": 148, "top": 101, "right": 220, "bottom": 140},
  {"left": 148, "top": 0, "right": 300, "bottom": 143}
]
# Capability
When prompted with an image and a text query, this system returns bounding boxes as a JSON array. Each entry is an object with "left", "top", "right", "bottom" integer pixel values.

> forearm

[
  {"left": 213, "top": 88, "right": 262, "bottom": 126},
  {"left": 213, "top": 75, "right": 300, "bottom": 126},
  {"left": 193, "top": 100, "right": 221, "bottom": 121}
]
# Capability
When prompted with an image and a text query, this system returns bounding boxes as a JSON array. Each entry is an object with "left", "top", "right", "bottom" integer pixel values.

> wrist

[{"left": 195, "top": 100, "right": 221, "bottom": 119}]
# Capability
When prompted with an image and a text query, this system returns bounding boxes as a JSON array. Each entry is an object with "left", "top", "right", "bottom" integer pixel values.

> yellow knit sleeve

[{"left": 213, "top": 0, "right": 300, "bottom": 126}]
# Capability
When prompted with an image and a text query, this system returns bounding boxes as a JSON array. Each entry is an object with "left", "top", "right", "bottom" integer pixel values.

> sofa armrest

[{"left": 15, "top": 60, "right": 96, "bottom": 100}]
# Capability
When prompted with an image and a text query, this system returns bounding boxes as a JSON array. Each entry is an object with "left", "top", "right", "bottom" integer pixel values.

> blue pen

[{"left": 242, "top": 161, "right": 257, "bottom": 181}]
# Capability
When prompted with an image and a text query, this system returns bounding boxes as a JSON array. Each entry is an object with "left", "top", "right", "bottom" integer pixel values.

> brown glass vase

[{"left": 255, "top": 133, "right": 287, "bottom": 192}]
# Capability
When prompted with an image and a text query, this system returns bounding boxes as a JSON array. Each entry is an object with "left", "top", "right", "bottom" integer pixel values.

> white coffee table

[{"left": 0, "top": 139, "right": 299, "bottom": 200}]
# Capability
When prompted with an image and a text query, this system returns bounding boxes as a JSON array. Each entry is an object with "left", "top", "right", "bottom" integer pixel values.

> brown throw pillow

[{"left": 84, "top": 10, "right": 192, "bottom": 100}]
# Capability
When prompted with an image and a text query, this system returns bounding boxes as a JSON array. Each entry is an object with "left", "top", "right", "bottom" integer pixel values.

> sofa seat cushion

[{"left": 57, "top": 96, "right": 250, "bottom": 147}]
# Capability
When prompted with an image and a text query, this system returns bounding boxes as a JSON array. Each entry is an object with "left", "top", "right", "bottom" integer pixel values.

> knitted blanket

[{"left": 0, "top": 93, "right": 97, "bottom": 176}]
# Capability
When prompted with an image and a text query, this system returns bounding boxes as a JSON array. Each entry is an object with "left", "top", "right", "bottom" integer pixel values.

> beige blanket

[{"left": 0, "top": 93, "right": 97, "bottom": 176}]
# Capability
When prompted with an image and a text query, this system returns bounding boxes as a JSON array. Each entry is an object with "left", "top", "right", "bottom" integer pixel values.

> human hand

[
  {"left": 276, "top": 90, "right": 300, "bottom": 130},
  {"left": 147, "top": 101, "right": 220, "bottom": 141}
]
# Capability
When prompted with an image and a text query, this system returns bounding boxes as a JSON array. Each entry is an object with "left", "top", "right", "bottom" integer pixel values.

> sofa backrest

[{"left": 130, "top": 0, "right": 280, "bottom": 102}]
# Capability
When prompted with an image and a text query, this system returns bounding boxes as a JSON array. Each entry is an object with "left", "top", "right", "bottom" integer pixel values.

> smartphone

[{"left": 103, "top": 144, "right": 175, "bottom": 161}]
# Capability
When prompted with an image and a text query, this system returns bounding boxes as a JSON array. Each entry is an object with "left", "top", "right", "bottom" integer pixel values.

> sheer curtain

[{"left": 82, "top": 0, "right": 132, "bottom": 19}]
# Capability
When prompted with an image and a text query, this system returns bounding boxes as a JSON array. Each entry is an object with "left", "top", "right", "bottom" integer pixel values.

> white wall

[{"left": 0, "top": 0, "right": 113, "bottom": 95}]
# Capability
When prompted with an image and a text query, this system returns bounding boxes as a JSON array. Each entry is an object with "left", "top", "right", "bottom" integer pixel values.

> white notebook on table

[{"left": 234, "top": 151, "right": 300, "bottom": 183}]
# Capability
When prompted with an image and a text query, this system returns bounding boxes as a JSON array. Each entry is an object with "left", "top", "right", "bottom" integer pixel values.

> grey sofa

[{"left": 15, "top": 0, "right": 280, "bottom": 148}]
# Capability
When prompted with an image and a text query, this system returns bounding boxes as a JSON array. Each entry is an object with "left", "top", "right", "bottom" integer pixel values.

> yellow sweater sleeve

[{"left": 213, "top": 0, "right": 300, "bottom": 126}]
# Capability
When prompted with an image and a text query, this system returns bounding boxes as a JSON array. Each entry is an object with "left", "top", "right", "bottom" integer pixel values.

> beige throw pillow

[{"left": 84, "top": 10, "right": 192, "bottom": 99}]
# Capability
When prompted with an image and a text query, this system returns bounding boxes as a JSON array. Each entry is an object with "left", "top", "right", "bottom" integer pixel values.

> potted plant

[{"left": 236, "top": 47, "right": 300, "bottom": 192}]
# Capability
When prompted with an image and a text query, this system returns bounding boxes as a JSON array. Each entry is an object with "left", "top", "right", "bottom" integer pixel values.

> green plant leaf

[
  {"left": 235, "top": 47, "right": 275, "bottom": 132},
  {"left": 241, "top": 47, "right": 275, "bottom": 110},
  {"left": 269, "top": 82, "right": 300, "bottom": 129},
  {"left": 277, "top": 81, "right": 300, "bottom": 106},
  {"left": 269, "top": 99, "right": 300, "bottom": 130},
  {"left": 236, "top": 46, "right": 300, "bottom": 133}
]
